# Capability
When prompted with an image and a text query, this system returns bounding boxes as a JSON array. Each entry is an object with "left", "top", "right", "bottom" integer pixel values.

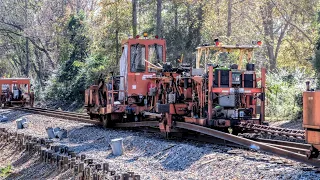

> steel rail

[
  {"left": 19, "top": 107, "right": 88, "bottom": 115},
  {"left": 8, "top": 107, "right": 89, "bottom": 118},
  {"left": 174, "top": 122, "right": 320, "bottom": 167},
  {"left": 249, "top": 138, "right": 310, "bottom": 150},
  {"left": 263, "top": 143, "right": 309, "bottom": 155},
  {"left": 247, "top": 138, "right": 310, "bottom": 155},
  {"left": 5, "top": 107, "right": 101, "bottom": 125},
  {"left": 184, "top": 134, "right": 309, "bottom": 155}
]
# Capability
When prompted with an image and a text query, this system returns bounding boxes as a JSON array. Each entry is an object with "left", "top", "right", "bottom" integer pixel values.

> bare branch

[
  {"left": 275, "top": 21, "right": 289, "bottom": 60},
  {"left": 0, "top": 28, "right": 55, "bottom": 68},
  {"left": 270, "top": 0, "right": 313, "bottom": 44}
]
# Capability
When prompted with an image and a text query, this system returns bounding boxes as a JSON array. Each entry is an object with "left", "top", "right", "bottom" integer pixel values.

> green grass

[{"left": 0, "top": 165, "right": 12, "bottom": 177}]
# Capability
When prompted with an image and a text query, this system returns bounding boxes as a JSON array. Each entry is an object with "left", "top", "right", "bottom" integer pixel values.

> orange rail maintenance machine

[{"left": 85, "top": 34, "right": 266, "bottom": 135}]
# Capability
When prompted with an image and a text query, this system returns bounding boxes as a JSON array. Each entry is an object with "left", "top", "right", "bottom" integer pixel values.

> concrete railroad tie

[{"left": 0, "top": 128, "right": 140, "bottom": 180}]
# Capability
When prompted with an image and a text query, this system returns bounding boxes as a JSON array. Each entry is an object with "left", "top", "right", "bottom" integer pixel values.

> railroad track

[
  {"left": 3, "top": 106, "right": 320, "bottom": 167},
  {"left": 7, "top": 106, "right": 101, "bottom": 125},
  {"left": 239, "top": 122, "right": 305, "bottom": 140}
]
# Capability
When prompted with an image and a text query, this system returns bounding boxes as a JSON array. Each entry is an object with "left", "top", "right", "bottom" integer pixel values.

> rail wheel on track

[
  {"left": 89, "top": 113, "right": 94, "bottom": 120},
  {"left": 100, "top": 114, "right": 110, "bottom": 128}
]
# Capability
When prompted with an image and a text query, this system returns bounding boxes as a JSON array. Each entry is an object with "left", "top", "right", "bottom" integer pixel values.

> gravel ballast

[{"left": 0, "top": 109, "right": 319, "bottom": 180}]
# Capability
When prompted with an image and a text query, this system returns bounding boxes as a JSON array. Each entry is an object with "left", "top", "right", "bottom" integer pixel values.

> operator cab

[
  {"left": 195, "top": 39, "right": 262, "bottom": 71},
  {"left": 118, "top": 34, "right": 166, "bottom": 100},
  {"left": 84, "top": 33, "right": 167, "bottom": 119}
]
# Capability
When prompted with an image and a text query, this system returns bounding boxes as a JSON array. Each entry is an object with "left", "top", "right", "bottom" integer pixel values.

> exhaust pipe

[{"left": 306, "top": 81, "right": 310, "bottom": 91}]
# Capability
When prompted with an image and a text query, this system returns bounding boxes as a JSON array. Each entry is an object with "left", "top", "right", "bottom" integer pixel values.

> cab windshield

[
  {"left": 148, "top": 44, "right": 163, "bottom": 72},
  {"left": 130, "top": 44, "right": 146, "bottom": 72}
]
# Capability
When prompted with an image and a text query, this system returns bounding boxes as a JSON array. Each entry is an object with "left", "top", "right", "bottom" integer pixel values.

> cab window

[
  {"left": 130, "top": 44, "right": 146, "bottom": 72},
  {"left": 148, "top": 44, "right": 163, "bottom": 72},
  {"left": 1, "top": 84, "right": 9, "bottom": 92}
]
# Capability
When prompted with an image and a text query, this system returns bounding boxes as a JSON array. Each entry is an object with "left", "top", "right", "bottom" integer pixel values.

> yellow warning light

[{"left": 143, "top": 32, "right": 148, "bottom": 37}]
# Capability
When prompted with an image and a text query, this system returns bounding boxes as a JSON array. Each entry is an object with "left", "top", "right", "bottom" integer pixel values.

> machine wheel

[
  {"left": 101, "top": 115, "right": 110, "bottom": 128},
  {"left": 231, "top": 128, "right": 240, "bottom": 135},
  {"left": 231, "top": 129, "right": 239, "bottom": 135},
  {"left": 307, "top": 145, "right": 319, "bottom": 159},
  {"left": 161, "top": 132, "right": 170, "bottom": 139}
]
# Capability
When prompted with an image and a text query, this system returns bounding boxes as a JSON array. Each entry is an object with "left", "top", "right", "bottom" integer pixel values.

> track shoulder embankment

[{"left": 0, "top": 109, "right": 319, "bottom": 180}]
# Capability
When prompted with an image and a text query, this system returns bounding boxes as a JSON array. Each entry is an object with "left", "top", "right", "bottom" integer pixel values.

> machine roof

[
  {"left": 196, "top": 45, "right": 259, "bottom": 51},
  {"left": 0, "top": 78, "right": 31, "bottom": 80}
]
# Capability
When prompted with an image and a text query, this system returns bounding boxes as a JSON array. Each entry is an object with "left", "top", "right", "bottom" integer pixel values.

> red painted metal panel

[{"left": 211, "top": 88, "right": 262, "bottom": 93}]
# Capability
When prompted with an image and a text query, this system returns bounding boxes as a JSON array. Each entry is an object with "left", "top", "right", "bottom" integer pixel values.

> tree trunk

[
  {"left": 156, "top": 0, "right": 162, "bottom": 36},
  {"left": 34, "top": 49, "right": 44, "bottom": 88},
  {"left": 174, "top": 2, "right": 178, "bottom": 29},
  {"left": 261, "top": 0, "right": 276, "bottom": 71},
  {"left": 196, "top": 4, "right": 204, "bottom": 46},
  {"left": 216, "top": 0, "right": 220, "bottom": 29},
  {"left": 25, "top": 0, "right": 29, "bottom": 77},
  {"left": 25, "top": 38, "right": 29, "bottom": 77},
  {"left": 132, "top": 0, "right": 137, "bottom": 36},
  {"left": 76, "top": 0, "right": 81, "bottom": 13},
  {"left": 116, "top": 29, "right": 119, "bottom": 63},
  {"left": 116, "top": 1, "right": 119, "bottom": 64},
  {"left": 227, "top": 0, "right": 232, "bottom": 37}
]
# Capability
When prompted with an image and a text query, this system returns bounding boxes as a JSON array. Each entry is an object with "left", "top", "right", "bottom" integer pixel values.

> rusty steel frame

[
  {"left": 195, "top": 44, "right": 259, "bottom": 71},
  {"left": 114, "top": 121, "right": 159, "bottom": 128}
]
